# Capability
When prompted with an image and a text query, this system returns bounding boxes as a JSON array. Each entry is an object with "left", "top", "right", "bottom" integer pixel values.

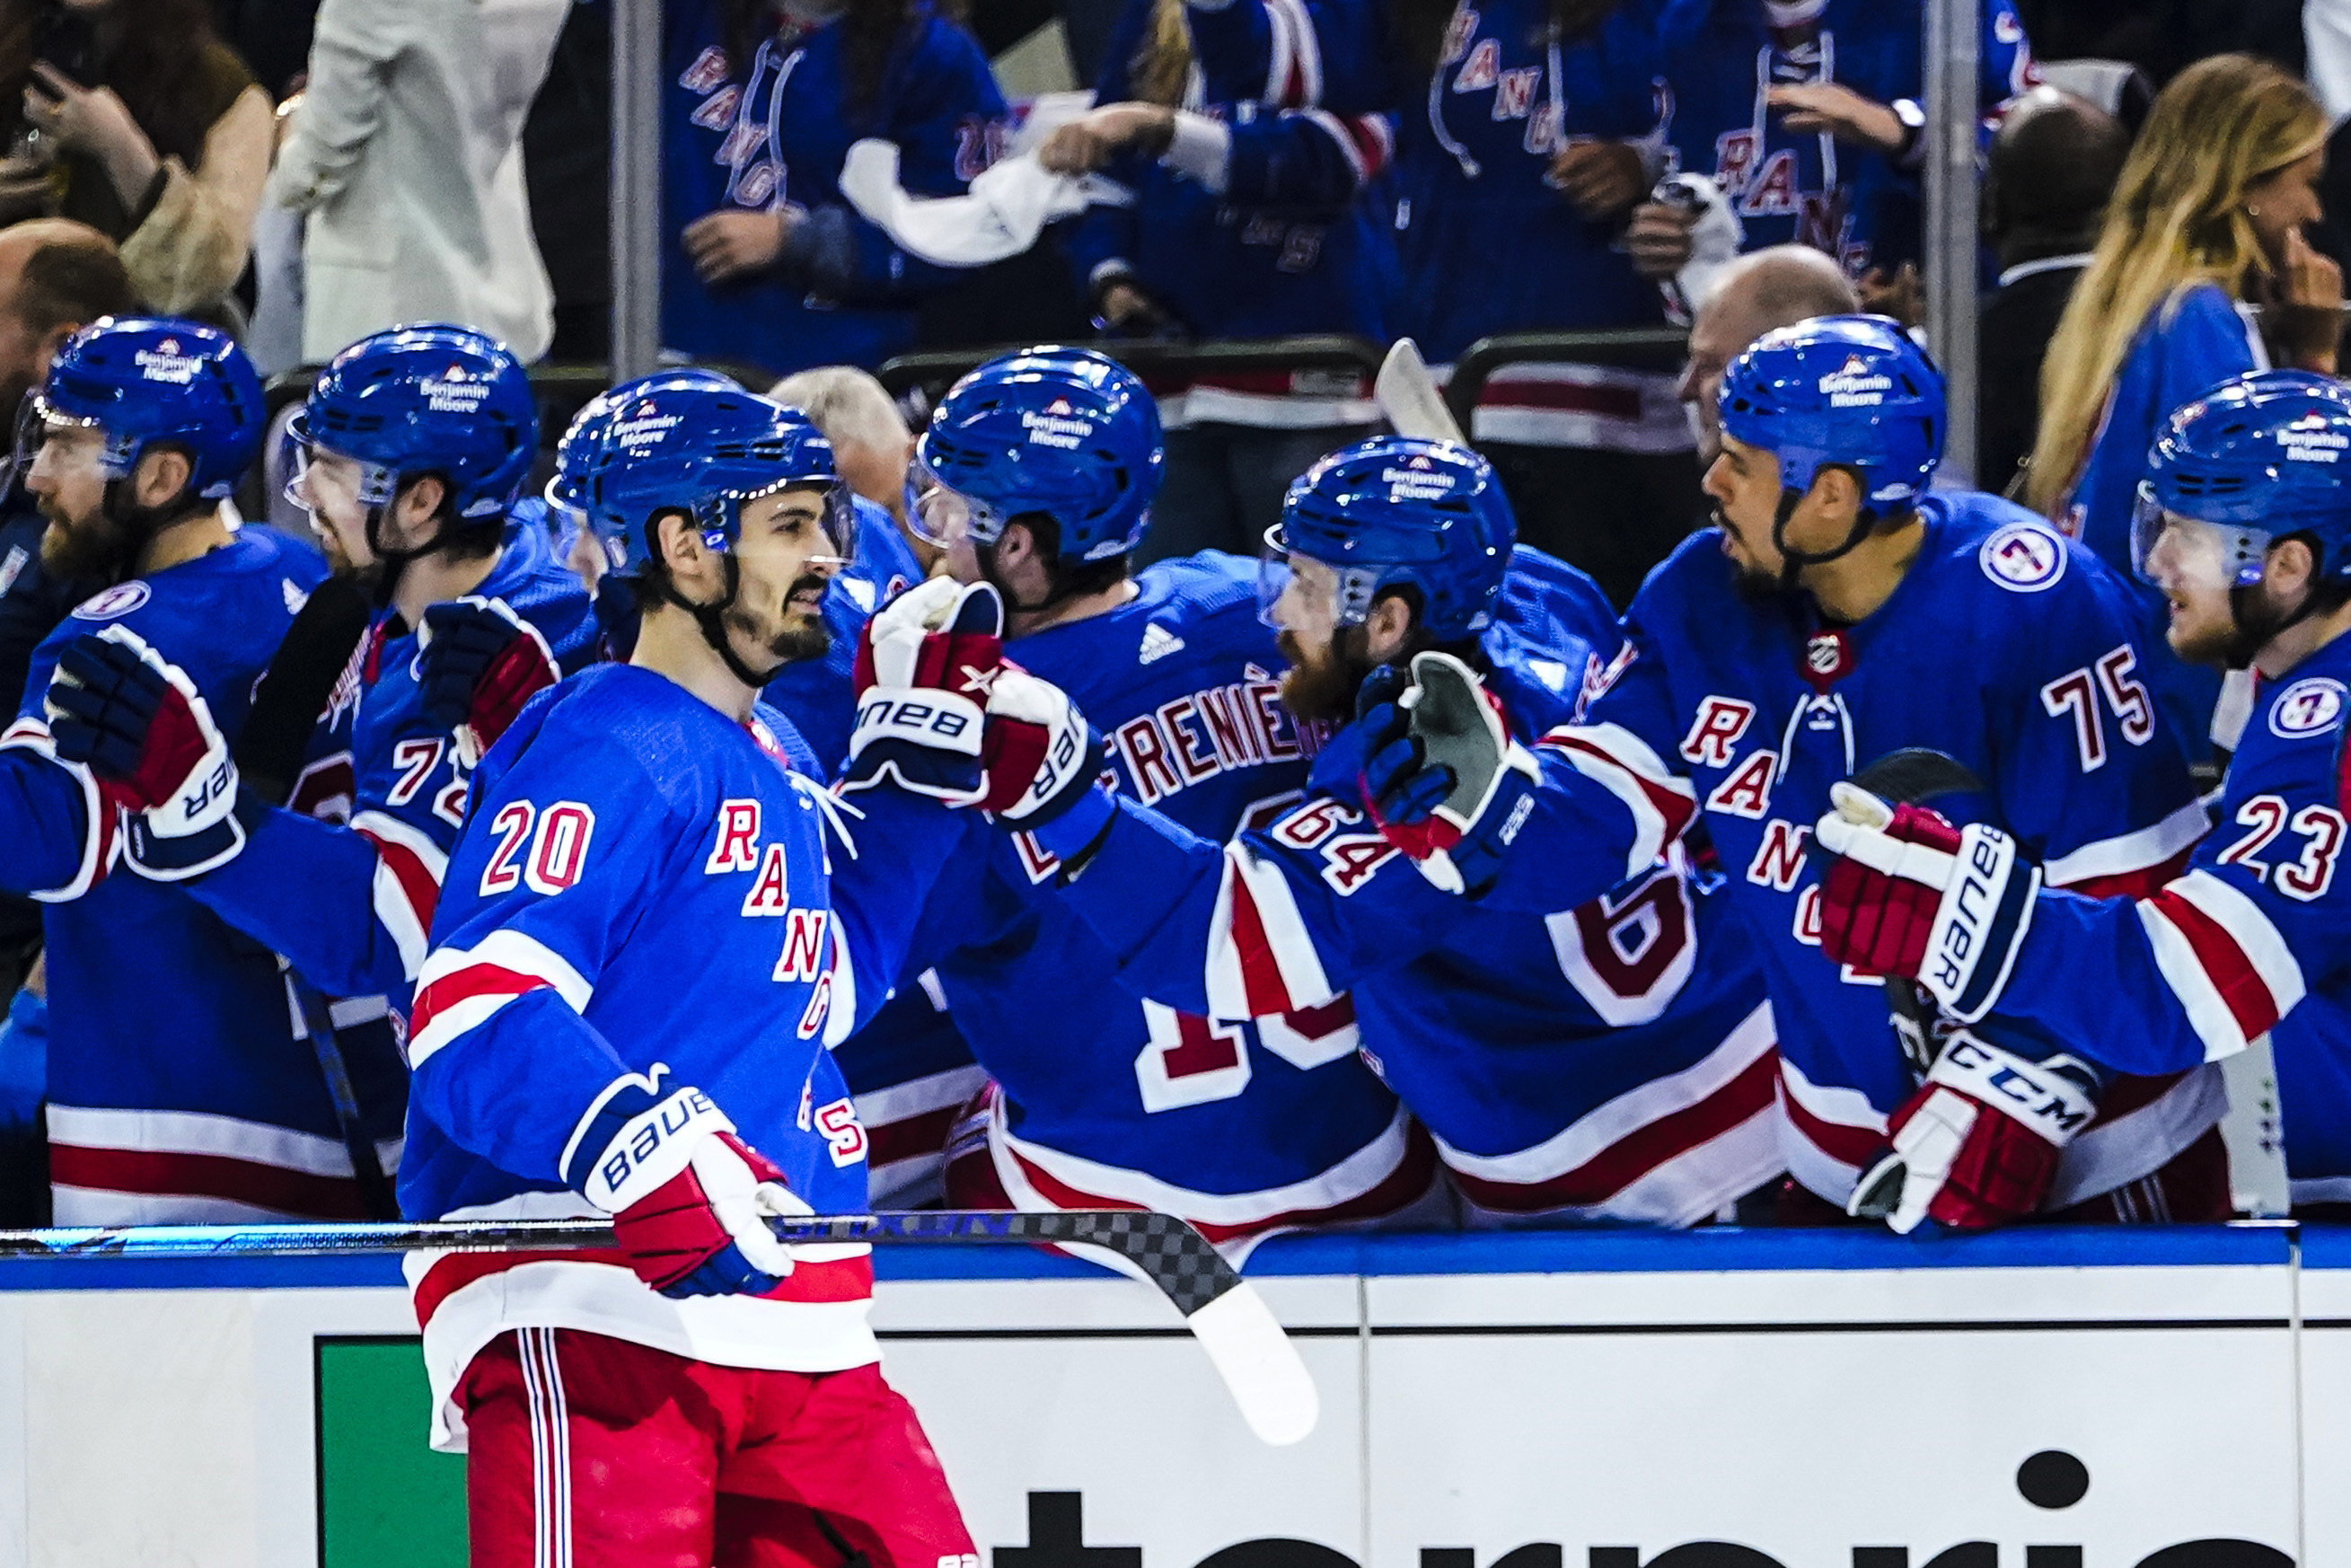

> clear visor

[
  {"left": 903, "top": 454, "right": 1002, "bottom": 550},
  {"left": 722, "top": 475, "right": 859, "bottom": 566},
  {"left": 2130, "top": 481, "right": 2273, "bottom": 594},
  {"left": 4, "top": 392, "right": 109, "bottom": 493},
  {"left": 1257, "top": 524, "right": 1369, "bottom": 634},
  {"left": 542, "top": 468, "right": 587, "bottom": 532}
]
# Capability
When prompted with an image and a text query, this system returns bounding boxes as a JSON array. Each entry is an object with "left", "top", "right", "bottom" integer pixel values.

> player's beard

[
  {"left": 726, "top": 571, "right": 832, "bottom": 666},
  {"left": 37, "top": 498, "right": 128, "bottom": 583},
  {"left": 1715, "top": 509, "right": 1789, "bottom": 602},
  {"left": 1276, "top": 626, "right": 1371, "bottom": 724}
]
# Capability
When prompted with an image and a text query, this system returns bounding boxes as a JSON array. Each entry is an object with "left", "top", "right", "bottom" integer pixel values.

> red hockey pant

[{"left": 459, "top": 1328, "right": 976, "bottom": 1568}]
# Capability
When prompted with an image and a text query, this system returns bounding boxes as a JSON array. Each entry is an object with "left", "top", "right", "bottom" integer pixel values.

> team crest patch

[
  {"left": 2271, "top": 677, "right": 2347, "bottom": 738},
  {"left": 1978, "top": 523, "right": 2066, "bottom": 592},
  {"left": 71, "top": 581, "right": 149, "bottom": 620}
]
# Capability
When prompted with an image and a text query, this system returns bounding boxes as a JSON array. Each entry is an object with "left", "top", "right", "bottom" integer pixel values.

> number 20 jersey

[{"left": 1510, "top": 493, "right": 2217, "bottom": 1207}]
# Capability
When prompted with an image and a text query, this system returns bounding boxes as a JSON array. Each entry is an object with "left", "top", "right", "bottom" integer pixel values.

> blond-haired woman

[{"left": 2023, "top": 53, "right": 2339, "bottom": 751}]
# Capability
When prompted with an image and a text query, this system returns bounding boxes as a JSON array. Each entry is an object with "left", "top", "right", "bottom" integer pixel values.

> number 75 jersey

[{"left": 1526, "top": 494, "right": 2210, "bottom": 1203}]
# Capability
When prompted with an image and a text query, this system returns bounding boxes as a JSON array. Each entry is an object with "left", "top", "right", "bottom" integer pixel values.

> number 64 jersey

[{"left": 1501, "top": 495, "right": 2219, "bottom": 1213}]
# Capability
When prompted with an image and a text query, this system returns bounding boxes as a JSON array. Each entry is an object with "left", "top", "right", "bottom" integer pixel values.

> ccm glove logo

[{"left": 1933, "top": 1034, "right": 2100, "bottom": 1143}]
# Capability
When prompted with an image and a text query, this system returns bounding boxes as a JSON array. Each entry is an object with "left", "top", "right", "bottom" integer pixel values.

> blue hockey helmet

[
  {"left": 1264, "top": 436, "right": 1516, "bottom": 641},
  {"left": 15, "top": 314, "right": 264, "bottom": 507},
  {"left": 1718, "top": 313, "right": 1945, "bottom": 521},
  {"left": 287, "top": 324, "right": 537, "bottom": 535},
  {"left": 547, "top": 367, "right": 741, "bottom": 529},
  {"left": 577, "top": 383, "right": 855, "bottom": 575},
  {"left": 2135, "top": 370, "right": 2351, "bottom": 595},
  {"left": 911, "top": 346, "right": 1164, "bottom": 563}
]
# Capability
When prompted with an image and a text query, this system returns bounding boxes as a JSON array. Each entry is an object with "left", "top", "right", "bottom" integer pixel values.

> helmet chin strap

[
  {"left": 664, "top": 554, "right": 787, "bottom": 691},
  {"left": 977, "top": 538, "right": 1091, "bottom": 623},
  {"left": 1769, "top": 485, "right": 1878, "bottom": 595},
  {"left": 2223, "top": 579, "right": 2322, "bottom": 670},
  {"left": 95, "top": 474, "right": 207, "bottom": 585},
  {"left": 360, "top": 487, "right": 496, "bottom": 611}
]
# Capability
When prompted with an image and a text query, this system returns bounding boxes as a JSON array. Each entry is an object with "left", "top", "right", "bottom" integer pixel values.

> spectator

[
  {"left": 0, "top": 0, "right": 270, "bottom": 318},
  {"left": 267, "top": 0, "right": 567, "bottom": 362},
  {"left": 663, "top": 0, "right": 1007, "bottom": 377},
  {"left": 1033, "top": 0, "right": 1391, "bottom": 561},
  {"left": 1976, "top": 86, "right": 2128, "bottom": 497},
  {"left": 1675, "top": 242, "right": 1858, "bottom": 468},
  {"left": 1371, "top": 0, "right": 1699, "bottom": 606},
  {"left": 769, "top": 363, "right": 924, "bottom": 559},
  {"left": 1645, "top": 0, "right": 2036, "bottom": 306},
  {"left": 2025, "top": 53, "right": 2337, "bottom": 756}
]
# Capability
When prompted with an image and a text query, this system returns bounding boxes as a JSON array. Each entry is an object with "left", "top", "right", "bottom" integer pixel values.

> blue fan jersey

[
  {"left": 1498, "top": 496, "right": 2222, "bottom": 1209},
  {"left": 401, "top": 663, "right": 965, "bottom": 1449},
  {"left": 185, "top": 515, "right": 601, "bottom": 1016},
  {"left": 1036, "top": 549, "right": 1783, "bottom": 1225},
  {"left": 1659, "top": 0, "right": 2035, "bottom": 273},
  {"left": 1988, "top": 634, "right": 2351, "bottom": 1205},
  {"left": 897, "top": 552, "right": 1431, "bottom": 1246},
  {"left": 2057, "top": 282, "right": 2267, "bottom": 755},
  {"left": 663, "top": 0, "right": 1006, "bottom": 374},
  {"left": 0, "top": 530, "right": 374, "bottom": 1223}
]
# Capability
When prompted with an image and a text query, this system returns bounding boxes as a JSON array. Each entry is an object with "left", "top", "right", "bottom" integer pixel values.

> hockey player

[
  {"left": 957, "top": 436, "right": 1783, "bottom": 1223},
  {"left": 0, "top": 317, "right": 356, "bottom": 1220},
  {"left": 1807, "top": 372, "right": 2351, "bottom": 1224},
  {"left": 400, "top": 382, "right": 993, "bottom": 1564},
  {"left": 878, "top": 347, "right": 1440, "bottom": 1254},
  {"left": 1376, "top": 315, "right": 2226, "bottom": 1223},
  {"left": 71, "top": 327, "right": 602, "bottom": 1049}
]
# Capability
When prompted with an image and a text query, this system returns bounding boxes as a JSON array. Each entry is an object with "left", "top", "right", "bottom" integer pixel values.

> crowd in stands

[{"left": 0, "top": 0, "right": 2347, "bottom": 1241}]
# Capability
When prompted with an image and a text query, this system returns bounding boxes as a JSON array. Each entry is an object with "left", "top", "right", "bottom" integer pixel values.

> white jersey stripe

[
  {"left": 2044, "top": 798, "right": 2207, "bottom": 886},
  {"left": 1207, "top": 843, "right": 1337, "bottom": 1018}
]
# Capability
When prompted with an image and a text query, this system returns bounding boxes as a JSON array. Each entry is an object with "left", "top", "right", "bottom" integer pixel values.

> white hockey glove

[
  {"left": 1355, "top": 652, "right": 1538, "bottom": 896},
  {"left": 841, "top": 577, "right": 1001, "bottom": 804}
]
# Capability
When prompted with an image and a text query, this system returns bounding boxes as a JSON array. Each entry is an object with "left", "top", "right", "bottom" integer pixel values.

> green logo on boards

[{"left": 315, "top": 1336, "right": 469, "bottom": 1566}]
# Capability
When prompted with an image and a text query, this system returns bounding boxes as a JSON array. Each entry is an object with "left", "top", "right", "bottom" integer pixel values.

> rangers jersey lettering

[
  {"left": 1492, "top": 494, "right": 2217, "bottom": 1207},
  {"left": 401, "top": 664, "right": 967, "bottom": 1450}
]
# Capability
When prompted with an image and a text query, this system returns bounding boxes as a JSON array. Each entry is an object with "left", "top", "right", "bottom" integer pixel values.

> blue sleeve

[
  {"left": 2157, "top": 286, "right": 2266, "bottom": 419},
  {"left": 1989, "top": 710, "right": 2351, "bottom": 1078},
  {"left": 1222, "top": 105, "right": 1395, "bottom": 207},
  {"left": 1046, "top": 775, "right": 1464, "bottom": 1018},
  {"left": 811, "top": 23, "right": 1008, "bottom": 298},
  {"left": 822, "top": 783, "right": 989, "bottom": 1035},
  {"left": 180, "top": 803, "right": 429, "bottom": 1000},
  {"left": 1477, "top": 610, "right": 1704, "bottom": 915},
  {"left": 405, "top": 735, "right": 680, "bottom": 1185},
  {"left": 1184, "top": 0, "right": 1399, "bottom": 112},
  {"left": 0, "top": 720, "right": 104, "bottom": 901},
  {"left": 1983, "top": 0, "right": 2037, "bottom": 111}
]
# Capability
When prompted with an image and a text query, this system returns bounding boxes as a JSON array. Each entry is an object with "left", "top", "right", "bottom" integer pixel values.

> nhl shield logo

[
  {"left": 1800, "top": 628, "right": 1854, "bottom": 692},
  {"left": 2271, "top": 677, "right": 2347, "bottom": 738},
  {"left": 1978, "top": 523, "right": 2066, "bottom": 593}
]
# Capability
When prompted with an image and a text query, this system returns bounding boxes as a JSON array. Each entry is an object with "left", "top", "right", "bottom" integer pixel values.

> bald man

[
  {"left": 1676, "top": 244, "right": 1863, "bottom": 468},
  {"left": 1978, "top": 87, "right": 2130, "bottom": 492}
]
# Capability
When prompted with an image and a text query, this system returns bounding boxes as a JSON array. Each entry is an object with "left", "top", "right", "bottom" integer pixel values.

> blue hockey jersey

[
  {"left": 2056, "top": 282, "right": 2266, "bottom": 754},
  {"left": 1658, "top": 0, "right": 2035, "bottom": 274},
  {"left": 1985, "top": 635, "right": 2351, "bottom": 1203},
  {"left": 400, "top": 663, "right": 966, "bottom": 1449},
  {"left": 894, "top": 552, "right": 1430, "bottom": 1246},
  {"left": 1500, "top": 496, "right": 2221, "bottom": 1208},
  {"left": 1035, "top": 550, "right": 1783, "bottom": 1225},
  {"left": 184, "top": 515, "right": 601, "bottom": 1014},
  {"left": 662, "top": 0, "right": 1007, "bottom": 374},
  {"left": 0, "top": 531, "right": 390, "bottom": 1223}
]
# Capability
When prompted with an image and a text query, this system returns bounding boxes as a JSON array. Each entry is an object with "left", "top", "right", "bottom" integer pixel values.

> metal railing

[
  {"left": 876, "top": 335, "right": 1387, "bottom": 411},
  {"left": 1441, "top": 328, "right": 1689, "bottom": 436}
]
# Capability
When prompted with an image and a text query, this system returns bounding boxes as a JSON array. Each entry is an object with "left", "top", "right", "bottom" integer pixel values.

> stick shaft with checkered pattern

[{"left": 0, "top": 1209, "right": 1320, "bottom": 1445}]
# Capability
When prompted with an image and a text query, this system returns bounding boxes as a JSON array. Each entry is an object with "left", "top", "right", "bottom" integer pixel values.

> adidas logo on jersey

[{"left": 1138, "top": 623, "right": 1185, "bottom": 665}]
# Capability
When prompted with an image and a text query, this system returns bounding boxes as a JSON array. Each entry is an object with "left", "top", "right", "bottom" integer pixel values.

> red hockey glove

[
  {"left": 1847, "top": 1031, "right": 2105, "bottom": 1233},
  {"left": 841, "top": 577, "right": 1004, "bottom": 804},
  {"left": 564, "top": 1071, "right": 805, "bottom": 1298},
  {"left": 44, "top": 625, "right": 249, "bottom": 879},
  {"left": 978, "top": 665, "right": 1106, "bottom": 830},
  {"left": 1813, "top": 782, "right": 2040, "bottom": 1022},
  {"left": 418, "top": 595, "right": 562, "bottom": 769},
  {"left": 1355, "top": 652, "right": 1537, "bottom": 897}
]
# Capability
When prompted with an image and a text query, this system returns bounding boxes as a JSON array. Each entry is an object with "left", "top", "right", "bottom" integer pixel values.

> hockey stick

[
  {"left": 0, "top": 1208, "right": 1321, "bottom": 1446},
  {"left": 1374, "top": 338, "right": 1468, "bottom": 445}
]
